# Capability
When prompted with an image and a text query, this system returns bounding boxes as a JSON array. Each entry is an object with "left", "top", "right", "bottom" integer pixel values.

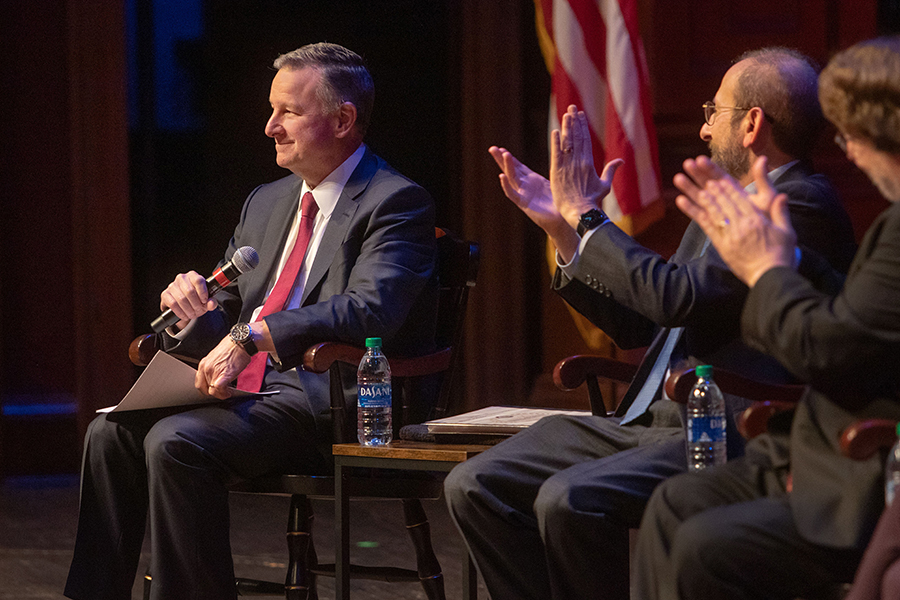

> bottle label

[
  {"left": 358, "top": 382, "right": 392, "bottom": 408},
  {"left": 687, "top": 416, "right": 726, "bottom": 443}
]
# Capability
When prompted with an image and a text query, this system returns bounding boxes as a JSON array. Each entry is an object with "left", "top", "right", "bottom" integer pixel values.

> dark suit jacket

[
  {"left": 164, "top": 147, "right": 438, "bottom": 444},
  {"left": 553, "top": 163, "right": 856, "bottom": 426},
  {"left": 742, "top": 200, "right": 900, "bottom": 550}
]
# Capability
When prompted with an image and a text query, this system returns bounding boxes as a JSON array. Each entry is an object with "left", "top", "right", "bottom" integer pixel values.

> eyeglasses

[{"left": 702, "top": 101, "right": 753, "bottom": 126}]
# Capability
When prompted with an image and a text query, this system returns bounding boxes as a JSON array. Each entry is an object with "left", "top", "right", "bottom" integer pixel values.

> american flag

[{"left": 535, "top": 0, "right": 661, "bottom": 226}]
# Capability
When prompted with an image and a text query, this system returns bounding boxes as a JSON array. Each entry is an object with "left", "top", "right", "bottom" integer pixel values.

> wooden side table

[{"left": 332, "top": 441, "right": 490, "bottom": 600}]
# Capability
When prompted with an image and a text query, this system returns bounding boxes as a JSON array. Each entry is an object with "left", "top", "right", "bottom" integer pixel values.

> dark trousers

[
  {"left": 443, "top": 401, "right": 686, "bottom": 600},
  {"left": 635, "top": 435, "right": 862, "bottom": 600},
  {"left": 64, "top": 391, "right": 328, "bottom": 600},
  {"left": 847, "top": 499, "right": 900, "bottom": 600}
]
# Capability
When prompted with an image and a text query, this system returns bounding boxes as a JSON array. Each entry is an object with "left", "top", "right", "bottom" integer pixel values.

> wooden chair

[
  {"left": 667, "top": 372, "right": 900, "bottom": 600},
  {"left": 552, "top": 354, "right": 638, "bottom": 415},
  {"left": 551, "top": 356, "right": 808, "bottom": 427},
  {"left": 663, "top": 366, "right": 807, "bottom": 438},
  {"left": 551, "top": 357, "right": 808, "bottom": 588},
  {"left": 131, "top": 228, "right": 480, "bottom": 600},
  {"left": 841, "top": 418, "right": 899, "bottom": 461}
]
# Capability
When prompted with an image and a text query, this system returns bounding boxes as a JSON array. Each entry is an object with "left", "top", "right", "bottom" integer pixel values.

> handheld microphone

[{"left": 151, "top": 246, "right": 259, "bottom": 333}]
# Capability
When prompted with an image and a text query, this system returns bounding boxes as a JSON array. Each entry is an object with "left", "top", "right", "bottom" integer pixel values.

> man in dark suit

[
  {"left": 637, "top": 36, "right": 900, "bottom": 600},
  {"left": 444, "top": 48, "right": 857, "bottom": 600},
  {"left": 64, "top": 43, "right": 436, "bottom": 600}
]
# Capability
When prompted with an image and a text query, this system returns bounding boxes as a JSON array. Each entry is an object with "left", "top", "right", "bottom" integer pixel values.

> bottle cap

[
  {"left": 695, "top": 364, "right": 713, "bottom": 378},
  {"left": 365, "top": 337, "right": 382, "bottom": 348}
]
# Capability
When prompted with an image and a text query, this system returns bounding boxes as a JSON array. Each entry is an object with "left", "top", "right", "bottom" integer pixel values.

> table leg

[{"left": 335, "top": 462, "right": 350, "bottom": 600}]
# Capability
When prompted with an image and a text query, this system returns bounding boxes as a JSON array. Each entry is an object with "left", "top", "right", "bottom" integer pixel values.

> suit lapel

[
  {"left": 673, "top": 221, "right": 708, "bottom": 262},
  {"left": 241, "top": 178, "right": 303, "bottom": 316},
  {"left": 770, "top": 161, "right": 811, "bottom": 186},
  {"left": 299, "top": 148, "right": 377, "bottom": 305}
]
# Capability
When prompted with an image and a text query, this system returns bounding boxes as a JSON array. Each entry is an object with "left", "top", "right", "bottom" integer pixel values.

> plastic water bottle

[
  {"left": 885, "top": 423, "right": 900, "bottom": 505},
  {"left": 686, "top": 364, "right": 727, "bottom": 470},
  {"left": 357, "top": 337, "right": 392, "bottom": 446}
]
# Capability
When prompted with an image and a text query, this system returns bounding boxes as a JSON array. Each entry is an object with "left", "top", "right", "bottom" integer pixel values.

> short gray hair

[
  {"left": 274, "top": 42, "right": 375, "bottom": 136},
  {"left": 732, "top": 47, "right": 824, "bottom": 160}
]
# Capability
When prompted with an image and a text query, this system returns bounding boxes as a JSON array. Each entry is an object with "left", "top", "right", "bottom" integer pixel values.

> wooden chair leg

[
  {"left": 402, "top": 498, "right": 446, "bottom": 600},
  {"left": 285, "top": 494, "right": 317, "bottom": 600},
  {"left": 306, "top": 536, "right": 319, "bottom": 600}
]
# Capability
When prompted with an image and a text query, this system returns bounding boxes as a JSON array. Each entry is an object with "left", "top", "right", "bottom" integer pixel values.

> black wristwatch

[
  {"left": 577, "top": 208, "right": 609, "bottom": 237},
  {"left": 229, "top": 322, "right": 259, "bottom": 356}
]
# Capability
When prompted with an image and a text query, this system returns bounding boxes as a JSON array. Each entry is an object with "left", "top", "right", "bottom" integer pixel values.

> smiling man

[{"left": 64, "top": 42, "right": 437, "bottom": 600}]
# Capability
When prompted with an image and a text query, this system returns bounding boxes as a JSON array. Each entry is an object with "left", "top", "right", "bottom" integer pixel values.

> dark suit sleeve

[
  {"left": 552, "top": 170, "right": 856, "bottom": 353},
  {"left": 553, "top": 220, "right": 743, "bottom": 349},
  {"left": 264, "top": 183, "right": 435, "bottom": 371},
  {"left": 742, "top": 203, "right": 900, "bottom": 408}
]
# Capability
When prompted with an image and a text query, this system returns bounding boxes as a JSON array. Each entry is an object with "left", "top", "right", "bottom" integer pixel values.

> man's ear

[
  {"left": 741, "top": 107, "right": 767, "bottom": 148},
  {"left": 334, "top": 102, "right": 358, "bottom": 138}
]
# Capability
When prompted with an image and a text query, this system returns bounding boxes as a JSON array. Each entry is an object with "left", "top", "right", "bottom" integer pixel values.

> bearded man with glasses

[
  {"left": 636, "top": 36, "right": 900, "bottom": 600},
  {"left": 445, "top": 47, "right": 858, "bottom": 600}
]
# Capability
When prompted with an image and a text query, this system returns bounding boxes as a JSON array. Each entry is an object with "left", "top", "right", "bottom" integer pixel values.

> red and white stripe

[{"left": 537, "top": 0, "right": 660, "bottom": 221}]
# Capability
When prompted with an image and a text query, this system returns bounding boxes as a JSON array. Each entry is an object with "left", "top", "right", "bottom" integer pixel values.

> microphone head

[{"left": 231, "top": 246, "right": 259, "bottom": 274}]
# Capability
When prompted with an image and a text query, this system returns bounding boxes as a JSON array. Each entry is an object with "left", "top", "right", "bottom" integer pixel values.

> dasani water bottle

[
  {"left": 357, "top": 337, "right": 392, "bottom": 446},
  {"left": 686, "top": 364, "right": 727, "bottom": 470}
]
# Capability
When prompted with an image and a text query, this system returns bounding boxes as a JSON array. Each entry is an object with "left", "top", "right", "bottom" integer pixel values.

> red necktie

[{"left": 237, "top": 191, "right": 319, "bottom": 392}]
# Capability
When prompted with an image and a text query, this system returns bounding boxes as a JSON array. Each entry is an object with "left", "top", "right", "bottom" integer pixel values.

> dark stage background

[{"left": 1, "top": 0, "right": 895, "bottom": 475}]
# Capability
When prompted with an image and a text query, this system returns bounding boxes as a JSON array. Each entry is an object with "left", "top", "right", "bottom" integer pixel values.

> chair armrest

[
  {"left": 302, "top": 342, "right": 452, "bottom": 377},
  {"left": 552, "top": 355, "right": 639, "bottom": 417},
  {"left": 736, "top": 401, "right": 799, "bottom": 440},
  {"left": 841, "top": 419, "right": 899, "bottom": 461},
  {"left": 552, "top": 355, "right": 638, "bottom": 390},
  {"left": 666, "top": 366, "right": 807, "bottom": 440},
  {"left": 665, "top": 366, "right": 807, "bottom": 405},
  {"left": 129, "top": 333, "right": 200, "bottom": 368},
  {"left": 129, "top": 333, "right": 161, "bottom": 367},
  {"left": 302, "top": 341, "right": 455, "bottom": 445}
]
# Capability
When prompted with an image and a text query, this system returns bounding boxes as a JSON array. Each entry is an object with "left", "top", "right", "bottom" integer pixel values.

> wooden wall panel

[{"left": 1, "top": 2, "right": 132, "bottom": 474}]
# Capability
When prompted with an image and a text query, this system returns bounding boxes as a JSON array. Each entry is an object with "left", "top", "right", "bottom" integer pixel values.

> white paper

[
  {"left": 97, "top": 351, "right": 277, "bottom": 413},
  {"left": 425, "top": 405, "right": 592, "bottom": 434}
]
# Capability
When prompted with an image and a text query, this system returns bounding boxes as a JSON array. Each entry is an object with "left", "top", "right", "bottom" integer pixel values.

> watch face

[
  {"left": 230, "top": 322, "right": 258, "bottom": 356},
  {"left": 580, "top": 209, "right": 606, "bottom": 227},
  {"left": 578, "top": 209, "right": 608, "bottom": 236},
  {"left": 231, "top": 322, "right": 251, "bottom": 343}
]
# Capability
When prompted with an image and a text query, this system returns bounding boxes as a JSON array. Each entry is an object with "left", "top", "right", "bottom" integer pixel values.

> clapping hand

[
  {"left": 489, "top": 145, "right": 583, "bottom": 260},
  {"left": 675, "top": 155, "right": 798, "bottom": 287},
  {"left": 488, "top": 146, "right": 567, "bottom": 236},
  {"left": 550, "top": 105, "right": 623, "bottom": 229}
]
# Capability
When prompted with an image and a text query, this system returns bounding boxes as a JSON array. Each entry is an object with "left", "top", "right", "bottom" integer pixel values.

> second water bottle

[{"left": 686, "top": 364, "right": 727, "bottom": 470}]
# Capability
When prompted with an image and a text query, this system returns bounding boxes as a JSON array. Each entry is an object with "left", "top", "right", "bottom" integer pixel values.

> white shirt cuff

[
  {"left": 166, "top": 318, "right": 198, "bottom": 340},
  {"left": 557, "top": 226, "right": 601, "bottom": 278}
]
